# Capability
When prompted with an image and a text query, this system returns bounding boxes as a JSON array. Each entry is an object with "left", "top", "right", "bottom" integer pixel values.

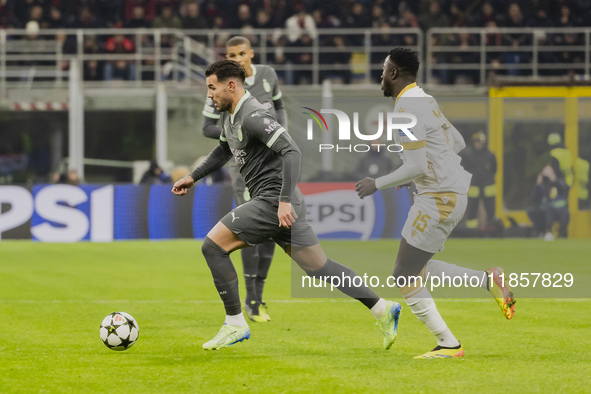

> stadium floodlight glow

[{"left": 304, "top": 107, "right": 418, "bottom": 142}]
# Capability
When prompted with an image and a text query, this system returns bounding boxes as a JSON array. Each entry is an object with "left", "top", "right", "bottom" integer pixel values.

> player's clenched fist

[
  {"left": 172, "top": 176, "right": 195, "bottom": 196},
  {"left": 355, "top": 177, "right": 377, "bottom": 199}
]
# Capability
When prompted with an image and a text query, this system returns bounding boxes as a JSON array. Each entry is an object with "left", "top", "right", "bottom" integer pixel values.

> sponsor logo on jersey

[
  {"left": 265, "top": 121, "right": 281, "bottom": 134},
  {"left": 230, "top": 147, "right": 247, "bottom": 165},
  {"left": 263, "top": 79, "right": 271, "bottom": 92}
]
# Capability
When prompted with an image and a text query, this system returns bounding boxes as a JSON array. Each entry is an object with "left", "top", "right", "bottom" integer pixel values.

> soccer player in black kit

[
  {"left": 172, "top": 60, "right": 401, "bottom": 350},
  {"left": 201, "top": 36, "right": 286, "bottom": 323}
]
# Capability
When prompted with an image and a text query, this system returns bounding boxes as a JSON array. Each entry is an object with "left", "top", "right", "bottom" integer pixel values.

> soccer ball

[{"left": 100, "top": 312, "right": 139, "bottom": 351}]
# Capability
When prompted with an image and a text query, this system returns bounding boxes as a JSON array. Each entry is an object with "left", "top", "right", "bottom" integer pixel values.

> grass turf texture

[{"left": 1, "top": 239, "right": 590, "bottom": 393}]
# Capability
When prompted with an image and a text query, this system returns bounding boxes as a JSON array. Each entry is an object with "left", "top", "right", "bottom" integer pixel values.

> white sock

[
  {"left": 425, "top": 259, "right": 489, "bottom": 290},
  {"left": 370, "top": 298, "right": 386, "bottom": 320},
  {"left": 225, "top": 313, "right": 247, "bottom": 327},
  {"left": 405, "top": 286, "right": 460, "bottom": 347}
]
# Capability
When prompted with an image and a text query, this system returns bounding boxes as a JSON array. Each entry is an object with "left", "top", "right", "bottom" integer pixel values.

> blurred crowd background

[{"left": 2, "top": 0, "right": 591, "bottom": 84}]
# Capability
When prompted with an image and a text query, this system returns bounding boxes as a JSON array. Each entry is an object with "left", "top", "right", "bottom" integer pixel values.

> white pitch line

[{"left": 0, "top": 298, "right": 588, "bottom": 304}]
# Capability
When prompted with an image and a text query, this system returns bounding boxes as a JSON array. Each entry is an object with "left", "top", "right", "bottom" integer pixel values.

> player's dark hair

[
  {"left": 205, "top": 60, "right": 246, "bottom": 83},
  {"left": 388, "top": 47, "right": 420, "bottom": 77},
  {"left": 226, "top": 36, "right": 251, "bottom": 48}
]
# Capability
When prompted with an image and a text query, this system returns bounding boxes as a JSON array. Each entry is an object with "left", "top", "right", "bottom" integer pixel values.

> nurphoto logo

[{"left": 302, "top": 107, "right": 417, "bottom": 153}]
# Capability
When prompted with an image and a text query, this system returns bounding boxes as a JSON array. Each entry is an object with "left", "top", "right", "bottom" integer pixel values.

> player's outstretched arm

[
  {"left": 172, "top": 176, "right": 194, "bottom": 196},
  {"left": 356, "top": 147, "right": 428, "bottom": 198},
  {"left": 171, "top": 142, "right": 232, "bottom": 196}
]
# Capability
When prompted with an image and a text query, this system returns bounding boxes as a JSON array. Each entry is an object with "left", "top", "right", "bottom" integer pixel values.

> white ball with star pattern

[{"left": 99, "top": 312, "right": 139, "bottom": 351}]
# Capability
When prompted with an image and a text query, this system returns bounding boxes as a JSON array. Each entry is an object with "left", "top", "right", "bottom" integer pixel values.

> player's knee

[
  {"left": 202, "top": 236, "right": 229, "bottom": 261},
  {"left": 393, "top": 262, "right": 423, "bottom": 288}
]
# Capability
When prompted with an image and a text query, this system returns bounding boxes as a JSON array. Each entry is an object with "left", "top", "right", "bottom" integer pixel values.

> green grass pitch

[{"left": 1, "top": 239, "right": 590, "bottom": 392}]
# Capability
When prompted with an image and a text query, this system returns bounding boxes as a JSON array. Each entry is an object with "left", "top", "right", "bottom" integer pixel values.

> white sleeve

[
  {"left": 375, "top": 147, "right": 428, "bottom": 189},
  {"left": 447, "top": 124, "right": 466, "bottom": 154}
]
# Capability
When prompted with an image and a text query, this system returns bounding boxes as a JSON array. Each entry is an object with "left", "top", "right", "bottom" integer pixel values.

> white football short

[{"left": 401, "top": 192, "right": 467, "bottom": 253}]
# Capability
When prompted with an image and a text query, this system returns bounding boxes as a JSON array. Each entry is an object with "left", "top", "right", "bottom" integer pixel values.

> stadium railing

[
  {"left": 426, "top": 27, "right": 591, "bottom": 86},
  {"left": 0, "top": 27, "right": 423, "bottom": 99}
]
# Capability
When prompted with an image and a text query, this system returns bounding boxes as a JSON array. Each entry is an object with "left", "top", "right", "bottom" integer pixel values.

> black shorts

[{"left": 220, "top": 190, "right": 319, "bottom": 250}]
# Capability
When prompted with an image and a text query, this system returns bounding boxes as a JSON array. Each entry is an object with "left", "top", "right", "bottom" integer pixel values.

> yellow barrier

[{"left": 489, "top": 87, "right": 591, "bottom": 238}]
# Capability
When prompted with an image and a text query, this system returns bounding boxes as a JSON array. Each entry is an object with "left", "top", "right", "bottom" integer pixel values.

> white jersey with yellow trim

[{"left": 394, "top": 83, "right": 472, "bottom": 195}]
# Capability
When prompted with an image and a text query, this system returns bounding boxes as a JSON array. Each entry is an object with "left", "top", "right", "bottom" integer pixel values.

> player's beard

[
  {"left": 215, "top": 96, "right": 232, "bottom": 112},
  {"left": 382, "top": 82, "right": 393, "bottom": 97}
]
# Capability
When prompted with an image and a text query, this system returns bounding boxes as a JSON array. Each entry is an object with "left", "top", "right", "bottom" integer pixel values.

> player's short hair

[
  {"left": 388, "top": 47, "right": 420, "bottom": 77},
  {"left": 205, "top": 60, "right": 246, "bottom": 84},
  {"left": 226, "top": 36, "right": 251, "bottom": 48}
]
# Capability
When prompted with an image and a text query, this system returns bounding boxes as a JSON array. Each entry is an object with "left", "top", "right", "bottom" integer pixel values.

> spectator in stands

[
  {"left": 469, "top": 2, "right": 498, "bottom": 27},
  {"left": 83, "top": 35, "right": 103, "bottom": 81},
  {"left": 397, "top": 6, "right": 419, "bottom": 28},
  {"left": 344, "top": 3, "right": 370, "bottom": 47},
  {"left": 126, "top": 5, "right": 152, "bottom": 28},
  {"left": 53, "top": 169, "right": 81, "bottom": 186},
  {"left": 502, "top": 3, "right": 531, "bottom": 76},
  {"left": 45, "top": 6, "right": 65, "bottom": 29},
  {"left": 285, "top": 4, "right": 317, "bottom": 43},
  {"left": 346, "top": 3, "right": 371, "bottom": 28},
  {"left": 449, "top": 32, "right": 480, "bottom": 84},
  {"left": 269, "top": 0, "right": 289, "bottom": 29},
  {"left": 140, "top": 160, "right": 172, "bottom": 184},
  {"left": 287, "top": 33, "right": 313, "bottom": 84},
  {"left": 419, "top": 0, "right": 450, "bottom": 31},
  {"left": 428, "top": 34, "right": 450, "bottom": 84},
  {"left": 272, "top": 35, "right": 289, "bottom": 84},
  {"left": 104, "top": 34, "right": 136, "bottom": 81},
  {"left": 153, "top": 5, "right": 181, "bottom": 29},
  {"left": 320, "top": 36, "right": 351, "bottom": 84},
  {"left": 311, "top": 9, "right": 330, "bottom": 29},
  {"left": 69, "top": 7, "right": 104, "bottom": 29},
  {"left": 125, "top": 0, "right": 156, "bottom": 22},
  {"left": 533, "top": 8, "right": 552, "bottom": 28},
  {"left": 96, "top": 0, "right": 126, "bottom": 27},
  {"left": 27, "top": 5, "right": 45, "bottom": 27},
  {"left": 231, "top": 4, "right": 253, "bottom": 29},
  {"left": 255, "top": 9, "right": 273, "bottom": 29},
  {"left": 181, "top": 1, "right": 208, "bottom": 42},
  {"left": 371, "top": 5, "right": 386, "bottom": 27},
  {"left": 527, "top": 165, "right": 569, "bottom": 241},
  {"left": 557, "top": 5, "right": 577, "bottom": 28},
  {"left": 448, "top": 2, "right": 463, "bottom": 26},
  {"left": 373, "top": 0, "right": 396, "bottom": 19}
]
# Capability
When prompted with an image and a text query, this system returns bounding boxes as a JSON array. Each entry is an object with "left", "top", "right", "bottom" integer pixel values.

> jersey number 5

[{"left": 412, "top": 210, "right": 431, "bottom": 232}]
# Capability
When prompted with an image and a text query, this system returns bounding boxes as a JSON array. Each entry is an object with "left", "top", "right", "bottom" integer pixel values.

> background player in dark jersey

[
  {"left": 173, "top": 60, "right": 401, "bottom": 350},
  {"left": 201, "top": 36, "right": 287, "bottom": 323}
]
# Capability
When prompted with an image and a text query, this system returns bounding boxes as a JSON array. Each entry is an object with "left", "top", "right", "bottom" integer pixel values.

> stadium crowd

[{"left": 1, "top": 0, "right": 590, "bottom": 84}]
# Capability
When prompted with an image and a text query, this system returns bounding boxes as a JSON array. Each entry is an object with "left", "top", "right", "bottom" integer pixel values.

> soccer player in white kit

[{"left": 356, "top": 48, "right": 516, "bottom": 359}]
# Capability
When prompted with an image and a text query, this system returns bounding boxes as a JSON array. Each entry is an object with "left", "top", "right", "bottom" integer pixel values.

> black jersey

[{"left": 218, "top": 91, "right": 298, "bottom": 201}]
